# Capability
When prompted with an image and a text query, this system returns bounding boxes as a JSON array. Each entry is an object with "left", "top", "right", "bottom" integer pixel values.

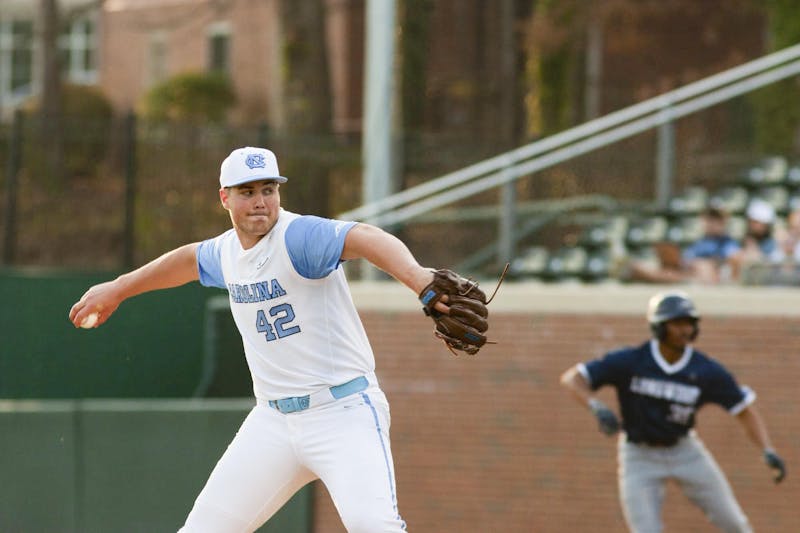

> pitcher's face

[{"left": 220, "top": 180, "right": 281, "bottom": 249}]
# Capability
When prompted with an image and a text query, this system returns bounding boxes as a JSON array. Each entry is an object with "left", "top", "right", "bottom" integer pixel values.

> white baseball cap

[
  {"left": 746, "top": 198, "right": 775, "bottom": 224},
  {"left": 219, "top": 147, "right": 287, "bottom": 188}
]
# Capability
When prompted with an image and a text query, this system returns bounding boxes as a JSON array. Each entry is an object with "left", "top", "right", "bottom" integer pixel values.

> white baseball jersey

[{"left": 196, "top": 208, "right": 375, "bottom": 400}]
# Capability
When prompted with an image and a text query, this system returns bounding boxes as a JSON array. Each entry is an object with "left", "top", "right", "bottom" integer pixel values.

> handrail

[
  {"left": 363, "top": 59, "right": 800, "bottom": 227},
  {"left": 338, "top": 43, "right": 800, "bottom": 224}
]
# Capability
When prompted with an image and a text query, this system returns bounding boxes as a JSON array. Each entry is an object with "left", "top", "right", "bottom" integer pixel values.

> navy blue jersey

[{"left": 579, "top": 340, "right": 754, "bottom": 446}]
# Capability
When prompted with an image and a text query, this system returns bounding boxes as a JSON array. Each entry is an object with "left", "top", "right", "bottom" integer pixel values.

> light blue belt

[{"left": 268, "top": 376, "right": 369, "bottom": 414}]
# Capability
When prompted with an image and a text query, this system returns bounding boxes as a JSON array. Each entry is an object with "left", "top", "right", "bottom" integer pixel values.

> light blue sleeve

[
  {"left": 285, "top": 216, "right": 357, "bottom": 279},
  {"left": 196, "top": 232, "right": 229, "bottom": 289}
]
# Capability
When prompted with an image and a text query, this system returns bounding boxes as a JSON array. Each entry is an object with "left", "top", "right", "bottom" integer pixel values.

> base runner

[{"left": 560, "top": 291, "right": 786, "bottom": 533}]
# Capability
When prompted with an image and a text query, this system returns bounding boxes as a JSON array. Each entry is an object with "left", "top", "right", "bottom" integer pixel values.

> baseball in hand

[{"left": 80, "top": 312, "right": 99, "bottom": 329}]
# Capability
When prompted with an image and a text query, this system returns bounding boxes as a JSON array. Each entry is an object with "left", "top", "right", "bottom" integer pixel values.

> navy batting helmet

[{"left": 647, "top": 291, "right": 700, "bottom": 340}]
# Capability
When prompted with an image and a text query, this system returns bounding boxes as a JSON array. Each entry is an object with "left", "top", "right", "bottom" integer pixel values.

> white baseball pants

[{"left": 179, "top": 386, "right": 406, "bottom": 532}]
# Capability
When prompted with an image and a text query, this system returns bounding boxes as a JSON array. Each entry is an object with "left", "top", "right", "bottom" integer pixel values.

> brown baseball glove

[{"left": 418, "top": 269, "right": 491, "bottom": 355}]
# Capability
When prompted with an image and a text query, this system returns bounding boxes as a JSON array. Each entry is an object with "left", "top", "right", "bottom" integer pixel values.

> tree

[
  {"left": 141, "top": 72, "right": 236, "bottom": 123},
  {"left": 39, "top": 0, "right": 64, "bottom": 184},
  {"left": 751, "top": 0, "right": 800, "bottom": 154},
  {"left": 38, "top": 0, "right": 105, "bottom": 183},
  {"left": 276, "top": 0, "right": 334, "bottom": 217}
]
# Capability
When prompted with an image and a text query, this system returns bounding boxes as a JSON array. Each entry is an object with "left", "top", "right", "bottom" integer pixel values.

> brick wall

[
  {"left": 310, "top": 284, "right": 800, "bottom": 533},
  {"left": 100, "top": 0, "right": 282, "bottom": 123}
]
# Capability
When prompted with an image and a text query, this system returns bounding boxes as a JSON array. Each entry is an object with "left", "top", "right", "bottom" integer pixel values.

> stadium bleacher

[{"left": 508, "top": 156, "right": 800, "bottom": 285}]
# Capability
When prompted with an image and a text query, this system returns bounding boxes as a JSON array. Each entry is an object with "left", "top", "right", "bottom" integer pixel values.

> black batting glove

[
  {"left": 589, "top": 398, "right": 620, "bottom": 436},
  {"left": 763, "top": 449, "right": 786, "bottom": 484}
]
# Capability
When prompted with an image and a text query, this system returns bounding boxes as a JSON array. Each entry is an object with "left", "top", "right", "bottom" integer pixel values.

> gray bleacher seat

[
  {"left": 709, "top": 185, "right": 748, "bottom": 215},
  {"left": 666, "top": 186, "right": 708, "bottom": 216},
  {"left": 740, "top": 156, "right": 788, "bottom": 186},
  {"left": 607, "top": 216, "right": 630, "bottom": 243},
  {"left": 579, "top": 223, "right": 612, "bottom": 249},
  {"left": 752, "top": 186, "right": 789, "bottom": 215},
  {"left": 789, "top": 191, "right": 800, "bottom": 213},
  {"left": 726, "top": 216, "right": 747, "bottom": 241},
  {"left": 508, "top": 246, "right": 549, "bottom": 279},
  {"left": 542, "top": 246, "right": 588, "bottom": 281},
  {"left": 578, "top": 216, "right": 629, "bottom": 250},
  {"left": 625, "top": 216, "right": 668, "bottom": 248},
  {"left": 786, "top": 163, "right": 800, "bottom": 189},
  {"left": 621, "top": 245, "right": 661, "bottom": 278},
  {"left": 582, "top": 248, "right": 611, "bottom": 281},
  {"left": 665, "top": 215, "right": 705, "bottom": 246}
]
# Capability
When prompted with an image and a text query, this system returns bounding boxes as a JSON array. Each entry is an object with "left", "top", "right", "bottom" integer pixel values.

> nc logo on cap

[
  {"left": 245, "top": 153, "right": 266, "bottom": 170},
  {"left": 219, "top": 147, "right": 288, "bottom": 187}
]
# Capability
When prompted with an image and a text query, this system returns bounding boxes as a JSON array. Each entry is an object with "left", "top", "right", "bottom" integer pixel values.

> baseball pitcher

[{"left": 69, "top": 147, "right": 489, "bottom": 532}]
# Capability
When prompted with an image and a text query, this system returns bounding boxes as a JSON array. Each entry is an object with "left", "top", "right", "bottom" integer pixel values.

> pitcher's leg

[
  {"left": 673, "top": 435, "right": 752, "bottom": 533},
  {"left": 618, "top": 438, "right": 667, "bottom": 533},
  {"left": 180, "top": 405, "right": 315, "bottom": 533},
  {"left": 303, "top": 391, "right": 406, "bottom": 532}
]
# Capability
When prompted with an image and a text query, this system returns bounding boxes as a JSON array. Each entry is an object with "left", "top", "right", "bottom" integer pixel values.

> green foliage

[
  {"left": 62, "top": 84, "right": 113, "bottom": 177},
  {"left": 525, "top": 1, "right": 583, "bottom": 137},
  {"left": 751, "top": 81, "right": 800, "bottom": 155},
  {"left": 764, "top": 0, "right": 800, "bottom": 49},
  {"left": 141, "top": 72, "right": 236, "bottom": 123},
  {"left": 400, "top": 0, "right": 433, "bottom": 133},
  {"left": 61, "top": 83, "right": 113, "bottom": 119},
  {"left": 751, "top": 0, "right": 800, "bottom": 154},
  {"left": 536, "top": 47, "right": 579, "bottom": 135},
  {"left": 24, "top": 83, "right": 114, "bottom": 179}
]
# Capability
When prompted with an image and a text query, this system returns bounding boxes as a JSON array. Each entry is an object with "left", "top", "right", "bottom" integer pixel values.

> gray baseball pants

[{"left": 617, "top": 431, "right": 752, "bottom": 533}]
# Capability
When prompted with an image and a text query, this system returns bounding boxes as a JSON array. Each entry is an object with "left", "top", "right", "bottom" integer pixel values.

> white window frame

[
  {"left": 58, "top": 14, "right": 98, "bottom": 85},
  {"left": 147, "top": 30, "right": 168, "bottom": 87},
  {"left": 207, "top": 21, "right": 231, "bottom": 74},
  {"left": 0, "top": 17, "right": 36, "bottom": 111}
]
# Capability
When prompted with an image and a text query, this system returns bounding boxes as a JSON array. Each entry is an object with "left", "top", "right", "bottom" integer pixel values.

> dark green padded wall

[
  {"left": 0, "top": 400, "right": 313, "bottom": 532},
  {"left": 0, "top": 268, "right": 228, "bottom": 398}
]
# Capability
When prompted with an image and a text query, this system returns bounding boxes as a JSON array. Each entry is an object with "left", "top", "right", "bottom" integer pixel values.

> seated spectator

[
  {"left": 760, "top": 207, "right": 800, "bottom": 285},
  {"left": 777, "top": 208, "right": 800, "bottom": 261},
  {"left": 628, "top": 204, "right": 740, "bottom": 284},
  {"left": 731, "top": 199, "right": 785, "bottom": 270}
]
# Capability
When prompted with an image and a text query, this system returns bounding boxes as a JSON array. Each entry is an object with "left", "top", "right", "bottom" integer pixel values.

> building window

[
  {"left": 0, "top": 19, "right": 35, "bottom": 102},
  {"left": 207, "top": 22, "right": 230, "bottom": 74},
  {"left": 58, "top": 16, "right": 97, "bottom": 84},
  {"left": 147, "top": 31, "right": 167, "bottom": 86}
]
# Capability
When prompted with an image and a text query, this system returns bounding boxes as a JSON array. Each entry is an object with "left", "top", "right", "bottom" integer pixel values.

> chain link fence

[
  {"left": 0, "top": 112, "right": 366, "bottom": 271},
  {"left": 0, "top": 101, "right": 786, "bottom": 279}
]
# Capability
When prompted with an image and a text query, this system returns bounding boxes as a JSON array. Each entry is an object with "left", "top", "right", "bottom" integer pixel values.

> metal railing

[{"left": 339, "top": 43, "right": 800, "bottom": 265}]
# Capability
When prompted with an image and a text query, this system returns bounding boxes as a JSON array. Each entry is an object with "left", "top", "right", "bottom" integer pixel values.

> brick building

[
  {"left": 2, "top": 0, "right": 768, "bottom": 144},
  {"left": 0, "top": 0, "right": 366, "bottom": 130},
  {"left": 100, "top": 0, "right": 366, "bottom": 130},
  {"left": 0, "top": 0, "right": 98, "bottom": 119}
]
